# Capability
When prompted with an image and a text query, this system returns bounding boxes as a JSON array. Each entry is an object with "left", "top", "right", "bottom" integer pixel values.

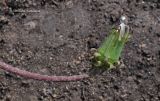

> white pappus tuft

[{"left": 119, "top": 16, "right": 129, "bottom": 41}]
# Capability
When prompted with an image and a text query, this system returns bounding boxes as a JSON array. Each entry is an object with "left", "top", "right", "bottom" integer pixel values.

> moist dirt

[{"left": 0, "top": 0, "right": 160, "bottom": 101}]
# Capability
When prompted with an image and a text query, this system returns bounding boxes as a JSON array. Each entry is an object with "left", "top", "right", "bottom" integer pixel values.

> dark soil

[{"left": 0, "top": 0, "right": 160, "bottom": 101}]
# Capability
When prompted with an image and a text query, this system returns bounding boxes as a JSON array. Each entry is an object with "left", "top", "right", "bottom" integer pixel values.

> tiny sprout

[{"left": 93, "top": 16, "right": 130, "bottom": 68}]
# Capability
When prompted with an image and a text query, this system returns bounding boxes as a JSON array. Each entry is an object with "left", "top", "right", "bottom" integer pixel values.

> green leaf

[{"left": 94, "top": 29, "right": 130, "bottom": 68}]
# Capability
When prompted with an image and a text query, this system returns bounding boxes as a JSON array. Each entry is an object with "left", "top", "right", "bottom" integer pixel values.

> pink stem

[
  {"left": 3, "top": 0, "right": 7, "bottom": 7},
  {"left": 0, "top": 60, "right": 89, "bottom": 81}
]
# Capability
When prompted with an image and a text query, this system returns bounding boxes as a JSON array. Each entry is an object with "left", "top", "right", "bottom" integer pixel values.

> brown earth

[{"left": 0, "top": 0, "right": 160, "bottom": 101}]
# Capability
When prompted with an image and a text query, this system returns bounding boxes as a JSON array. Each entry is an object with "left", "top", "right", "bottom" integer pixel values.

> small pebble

[
  {"left": 139, "top": 43, "right": 146, "bottom": 48},
  {"left": 66, "top": 0, "right": 73, "bottom": 8},
  {"left": 0, "top": 16, "right": 8, "bottom": 28},
  {"left": 21, "top": 80, "right": 30, "bottom": 88},
  {"left": 24, "top": 21, "right": 37, "bottom": 30},
  {"left": 52, "top": 94, "right": 57, "bottom": 98}
]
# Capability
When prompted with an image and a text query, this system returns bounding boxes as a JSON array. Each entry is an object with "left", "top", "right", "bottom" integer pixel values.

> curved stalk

[{"left": 0, "top": 60, "right": 89, "bottom": 82}]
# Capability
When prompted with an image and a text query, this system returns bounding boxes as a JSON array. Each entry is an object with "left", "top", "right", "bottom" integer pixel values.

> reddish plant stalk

[
  {"left": 3, "top": 0, "right": 7, "bottom": 7},
  {"left": 0, "top": 61, "right": 89, "bottom": 81}
]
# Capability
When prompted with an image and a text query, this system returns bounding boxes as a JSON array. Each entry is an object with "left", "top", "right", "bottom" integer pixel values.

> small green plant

[{"left": 94, "top": 16, "right": 130, "bottom": 68}]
